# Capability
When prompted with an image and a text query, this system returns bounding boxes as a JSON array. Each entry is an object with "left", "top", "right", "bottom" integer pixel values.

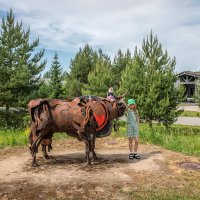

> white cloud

[{"left": 0, "top": 0, "right": 200, "bottom": 72}]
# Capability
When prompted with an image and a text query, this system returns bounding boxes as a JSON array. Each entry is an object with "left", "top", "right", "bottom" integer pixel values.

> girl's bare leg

[
  {"left": 134, "top": 137, "right": 139, "bottom": 153},
  {"left": 129, "top": 137, "right": 133, "bottom": 153}
]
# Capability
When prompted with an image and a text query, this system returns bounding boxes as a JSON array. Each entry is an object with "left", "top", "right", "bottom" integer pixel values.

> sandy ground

[{"left": 0, "top": 137, "right": 200, "bottom": 200}]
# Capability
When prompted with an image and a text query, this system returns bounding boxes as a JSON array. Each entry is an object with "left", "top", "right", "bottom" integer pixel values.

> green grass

[
  {"left": 0, "top": 129, "right": 28, "bottom": 147},
  {"left": 113, "top": 121, "right": 200, "bottom": 157},
  {"left": 1, "top": 123, "right": 200, "bottom": 157},
  {"left": 53, "top": 132, "right": 68, "bottom": 140},
  {"left": 122, "top": 184, "right": 200, "bottom": 200},
  {"left": 119, "top": 169, "right": 200, "bottom": 200},
  {"left": 180, "top": 110, "right": 200, "bottom": 117},
  {"left": 0, "top": 128, "right": 68, "bottom": 148}
]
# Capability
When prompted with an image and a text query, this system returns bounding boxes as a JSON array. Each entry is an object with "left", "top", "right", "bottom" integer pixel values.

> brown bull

[{"left": 28, "top": 95, "right": 126, "bottom": 167}]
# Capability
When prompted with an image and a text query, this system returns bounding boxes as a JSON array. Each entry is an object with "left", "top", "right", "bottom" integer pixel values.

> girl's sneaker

[
  {"left": 129, "top": 153, "right": 134, "bottom": 160},
  {"left": 133, "top": 153, "right": 140, "bottom": 159}
]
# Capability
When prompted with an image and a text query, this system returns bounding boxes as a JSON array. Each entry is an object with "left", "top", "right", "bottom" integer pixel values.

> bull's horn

[
  {"left": 121, "top": 92, "right": 128, "bottom": 98},
  {"left": 116, "top": 92, "right": 127, "bottom": 100}
]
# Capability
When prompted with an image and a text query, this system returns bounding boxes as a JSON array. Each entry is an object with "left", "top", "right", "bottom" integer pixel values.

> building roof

[{"left": 177, "top": 71, "right": 200, "bottom": 77}]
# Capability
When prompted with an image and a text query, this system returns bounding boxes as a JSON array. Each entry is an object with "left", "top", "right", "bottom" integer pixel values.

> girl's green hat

[{"left": 128, "top": 99, "right": 136, "bottom": 105}]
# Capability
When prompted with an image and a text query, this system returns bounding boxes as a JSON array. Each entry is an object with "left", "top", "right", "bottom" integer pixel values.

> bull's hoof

[
  {"left": 86, "top": 161, "right": 91, "bottom": 166},
  {"left": 93, "top": 154, "right": 98, "bottom": 160},
  {"left": 81, "top": 163, "right": 91, "bottom": 168},
  {"left": 32, "top": 163, "right": 39, "bottom": 167},
  {"left": 43, "top": 155, "right": 52, "bottom": 160},
  {"left": 92, "top": 157, "right": 99, "bottom": 163}
]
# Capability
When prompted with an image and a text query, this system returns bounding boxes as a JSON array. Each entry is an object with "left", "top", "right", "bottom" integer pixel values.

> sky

[{"left": 0, "top": 0, "right": 200, "bottom": 73}]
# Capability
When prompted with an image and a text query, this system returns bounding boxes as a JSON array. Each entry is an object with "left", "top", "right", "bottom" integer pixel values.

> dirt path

[{"left": 0, "top": 137, "right": 200, "bottom": 200}]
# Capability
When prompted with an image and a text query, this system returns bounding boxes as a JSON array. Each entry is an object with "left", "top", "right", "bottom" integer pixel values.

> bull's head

[
  {"left": 116, "top": 99, "right": 126, "bottom": 117},
  {"left": 104, "top": 93, "right": 127, "bottom": 121},
  {"left": 115, "top": 92, "right": 127, "bottom": 117}
]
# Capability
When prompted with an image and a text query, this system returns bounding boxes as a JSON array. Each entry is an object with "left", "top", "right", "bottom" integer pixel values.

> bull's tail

[
  {"left": 29, "top": 102, "right": 52, "bottom": 148},
  {"left": 32, "top": 102, "right": 52, "bottom": 128}
]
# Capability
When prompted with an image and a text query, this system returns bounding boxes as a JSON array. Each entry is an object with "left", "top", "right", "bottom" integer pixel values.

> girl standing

[{"left": 126, "top": 99, "right": 140, "bottom": 160}]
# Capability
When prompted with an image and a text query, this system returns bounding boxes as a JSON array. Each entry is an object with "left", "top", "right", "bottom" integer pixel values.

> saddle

[{"left": 79, "top": 96, "right": 109, "bottom": 131}]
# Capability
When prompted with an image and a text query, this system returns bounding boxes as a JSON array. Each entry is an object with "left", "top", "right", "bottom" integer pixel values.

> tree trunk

[{"left": 5, "top": 104, "right": 9, "bottom": 127}]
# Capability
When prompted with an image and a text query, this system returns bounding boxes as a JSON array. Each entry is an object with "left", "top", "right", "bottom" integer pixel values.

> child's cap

[{"left": 127, "top": 99, "right": 136, "bottom": 105}]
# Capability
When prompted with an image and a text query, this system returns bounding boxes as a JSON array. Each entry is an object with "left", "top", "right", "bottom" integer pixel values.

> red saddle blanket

[{"left": 86, "top": 100, "right": 108, "bottom": 131}]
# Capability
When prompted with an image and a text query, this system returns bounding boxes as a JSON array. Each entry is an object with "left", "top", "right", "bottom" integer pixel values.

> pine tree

[
  {"left": 68, "top": 44, "right": 96, "bottom": 96},
  {"left": 82, "top": 58, "right": 113, "bottom": 97},
  {"left": 63, "top": 77, "right": 81, "bottom": 98},
  {"left": 39, "top": 53, "right": 64, "bottom": 99},
  {"left": 119, "top": 31, "right": 184, "bottom": 126},
  {"left": 0, "top": 10, "right": 46, "bottom": 125},
  {"left": 65, "top": 45, "right": 109, "bottom": 97},
  {"left": 112, "top": 49, "right": 132, "bottom": 90},
  {"left": 98, "top": 48, "right": 111, "bottom": 62},
  {"left": 38, "top": 80, "right": 51, "bottom": 99},
  {"left": 48, "top": 52, "right": 63, "bottom": 98}
]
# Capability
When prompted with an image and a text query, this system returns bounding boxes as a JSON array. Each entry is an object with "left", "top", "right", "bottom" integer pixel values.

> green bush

[{"left": 0, "top": 108, "right": 29, "bottom": 128}]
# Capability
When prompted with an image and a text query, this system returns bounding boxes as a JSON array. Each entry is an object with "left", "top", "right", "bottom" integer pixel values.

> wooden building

[{"left": 176, "top": 71, "right": 200, "bottom": 102}]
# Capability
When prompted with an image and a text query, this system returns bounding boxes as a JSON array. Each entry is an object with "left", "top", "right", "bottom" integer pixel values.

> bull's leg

[
  {"left": 28, "top": 123, "right": 37, "bottom": 151},
  {"left": 91, "top": 134, "right": 98, "bottom": 161},
  {"left": 81, "top": 132, "right": 91, "bottom": 165},
  {"left": 42, "top": 144, "right": 53, "bottom": 160},
  {"left": 32, "top": 152, "right": 37, "bottom": 167},
  {"left": 28, "top": 124, "right": 40, "bottom": 166},
  {"left": 92, "top": 149, "right": 97, "bottom": 160},
  {"left": 84, "top": 133, "right": 97, "bottom": 164},
  {"left": 41, "top": 133, "right": 53, "bottom": 160},
  {"left": 31, "top": 134, "right": 42, "bottom": 167},
  {"left": 42, "top": 144, "right": 49, "bottom": 160},
  {"left": 83, "top": 139, "right": 91, "bottom": 165},
  {"left": 85, "top": 141, "right": 91, "bottom": 165},
  {"left": 29, "top": 103, "right": 53, "bottom": 167},
  {"left": 28, "top": 130, "right": 33, "bottom": 151},
  {"left": 32, "top": 120, "right": 52, "bottom": 165}
]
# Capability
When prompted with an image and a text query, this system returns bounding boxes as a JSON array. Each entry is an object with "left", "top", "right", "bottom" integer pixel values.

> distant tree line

[{"left": 0, "top": 10, "right": 184, "bottom": 127}]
